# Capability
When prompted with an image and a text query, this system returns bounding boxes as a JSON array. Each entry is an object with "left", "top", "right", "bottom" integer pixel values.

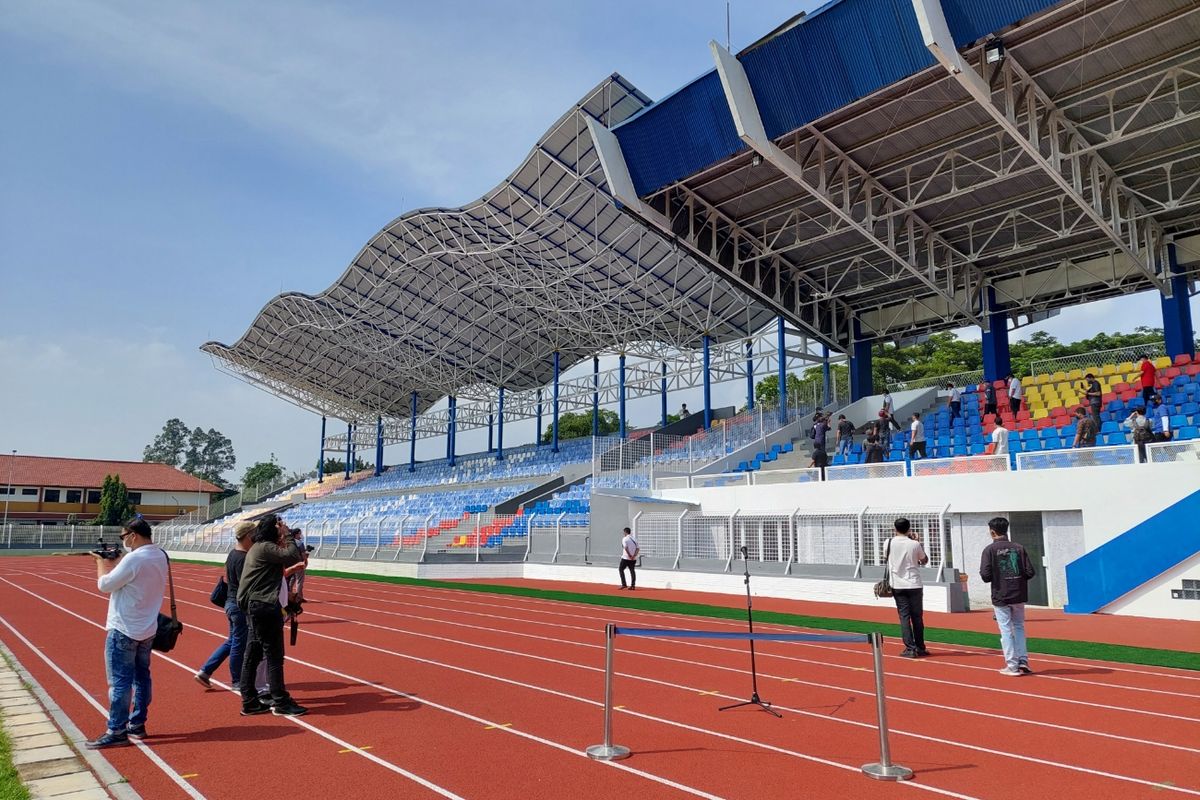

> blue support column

[
  {"left": 496, "top": 386, "right": 506, "bottom": 461},
  {"left": 408, "top": 391, "right": 418, "bottom": 472},
  {"left": 777, "top": 317, "right": 787, "bottom": 424},
  {"left": 447, "top": 396, "right": 457, "bottom": 467},
  {"left": 660, "top": 361, "right": 668, "bottom": 428},
  {"left": 703, "top": 334, "right": 712, "bottom": 429},
  {"left": 849, "top": 319, "right": 874, "bottom": 402},
  {"left": 592, "top": 356, "right": 600, "bottom": 437},
  {"left": 344, "top": 421, "right": 352, "bottom": 479},
  {"left": 487, "top": 413, "right": 494, "bottom": 452},
  {"left": 317, "top": 415, "right": 326, "bottom": 483},
  {"left": 374, "top": 416, "right": 383, "bottom": 476},
  {"left": 618, "top": 354, "right": 627, "bottom": 438},
  {"left": 981, "top": 286, "right": 1012, "bottom": 384},
  {"left": 553, "top": 351, "right": 561, "bottom": 453},
  {"left": 1162, "top": 244, "right": 1196, "bottom": 359},
  {"left": 536, "top": 388, "right": 543, "bottom": 447},
  {"left": 821, "top": 345, "right": 832, "bottom": 407}
]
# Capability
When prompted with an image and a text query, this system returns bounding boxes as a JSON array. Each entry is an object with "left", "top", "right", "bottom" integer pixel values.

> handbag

[
  {"left": 152, "top": 552, "right": 184, "bottom": 653},
  {"left": 873, "top": 538, "right": 894, "bottom": 598},
  {"left": 210, "top": 575, "right": 228, "bottom": 608}
]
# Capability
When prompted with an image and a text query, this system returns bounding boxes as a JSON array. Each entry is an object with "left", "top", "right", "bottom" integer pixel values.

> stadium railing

[
  {"left": 892, "top": 369, "right": 984, "bottom": 392},
  {"left": 1029, "top": 343, "right": 1168, "bottom": 378}
]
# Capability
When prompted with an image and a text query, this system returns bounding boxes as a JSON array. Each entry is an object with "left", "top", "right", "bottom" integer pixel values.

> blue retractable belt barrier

[{"left": 612, "top": 627, "right": 868, "bottom": 644}]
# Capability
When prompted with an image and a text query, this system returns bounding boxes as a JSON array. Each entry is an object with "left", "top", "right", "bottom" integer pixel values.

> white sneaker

[{"left": 998, "top": 666, "right": 1022, "bottom": 676}]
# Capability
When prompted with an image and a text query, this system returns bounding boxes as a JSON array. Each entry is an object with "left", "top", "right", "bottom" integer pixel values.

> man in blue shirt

[{"left": 1150, "top": 394, "right": 1172, "bottom": 442}]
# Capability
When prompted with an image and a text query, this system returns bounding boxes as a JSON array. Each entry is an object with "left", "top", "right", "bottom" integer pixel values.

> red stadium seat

[{"left": 1174, "top": 354, "right": 1194, "bottom": 366}]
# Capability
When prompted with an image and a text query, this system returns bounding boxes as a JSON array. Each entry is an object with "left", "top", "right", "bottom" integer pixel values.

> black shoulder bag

[
  {"left": 873, "top": 538, "right": 894, "bottom": 598},
  {"left": 152, "top": 552, "right": 184, "bottom": 652}
]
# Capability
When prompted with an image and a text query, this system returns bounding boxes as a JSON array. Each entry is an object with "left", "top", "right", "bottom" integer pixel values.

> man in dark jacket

[
  {"left": 979, "top": 517, "right": 1037, "bottom": 676},
  {"left": 237, "top": 514, "right": 306, "bottom": 716}
]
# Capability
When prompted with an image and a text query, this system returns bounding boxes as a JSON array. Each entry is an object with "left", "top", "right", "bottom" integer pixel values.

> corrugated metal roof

[{"left": 6, "top": 455, "right": 222, "bottom": 493}]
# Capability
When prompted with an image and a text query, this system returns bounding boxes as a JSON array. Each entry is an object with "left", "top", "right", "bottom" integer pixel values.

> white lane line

[
  {"left": 60, "top": 571, "right": 1198, "bottom": 798},
  {"left": 30, "top": 569, "right": 974, "bottom": 800},
  {"left": 2, "top": 575, "right": 734, "bottom": 800},
  {"left": 0, "top": 614, "right": 208, "bottom": 800},
  {"left": 160, "top": 569, "right": 1200, "bottom": 722},
  {"left": 173, "top": 564, "right": 1200, "bottom": 687},
  {"left": 0, "top": 578, "right": 464, "bottom": 800}
]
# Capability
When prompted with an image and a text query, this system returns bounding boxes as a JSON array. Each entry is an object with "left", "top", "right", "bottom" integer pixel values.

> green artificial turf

[
  {"left": 173, "top": 558, "right": 1200, "bottom": 671},
  {"left": 0, "top": 712, "right": 31, "bottom": 800}
]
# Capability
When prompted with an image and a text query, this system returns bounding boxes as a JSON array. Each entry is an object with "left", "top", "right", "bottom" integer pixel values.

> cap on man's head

[{"left": 234, "top": 521, "right": 256, "bottom": 541}]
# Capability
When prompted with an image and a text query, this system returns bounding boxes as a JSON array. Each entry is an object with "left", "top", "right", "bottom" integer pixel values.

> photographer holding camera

[
  {"left": 236, "top": 513, "right": 307, "bottom": 717},
  {"left": 86, "top": 515, "right": 167, "bottom": 748}
]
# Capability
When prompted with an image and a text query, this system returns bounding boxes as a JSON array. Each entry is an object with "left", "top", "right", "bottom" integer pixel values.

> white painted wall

[{"left": 1103, "top": 551, "right": 1200, "bottom": 621}]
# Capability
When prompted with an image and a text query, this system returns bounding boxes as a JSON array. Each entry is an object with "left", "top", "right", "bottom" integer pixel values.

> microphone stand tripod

[{"left": 719, "top": 545, "right": 781, "bottom": 717}]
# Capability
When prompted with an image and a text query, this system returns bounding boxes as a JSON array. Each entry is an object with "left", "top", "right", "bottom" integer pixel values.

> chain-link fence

[
  {"left": 910, "top": 454, "right": 1010, "bottom": 477},
  {"left": 893, "top": 369, "right": 985, "bottom": 391},
  {"left": 1029, "top": 343, "right": 1166, "bottom": 379},
  {"left": 793, "top": 512, "right": 859, "bottom": 567}
]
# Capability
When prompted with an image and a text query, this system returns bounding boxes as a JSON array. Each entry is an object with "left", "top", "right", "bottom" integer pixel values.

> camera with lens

[{"left": 92, "top": 538, "right": 122, "bottom": 560}]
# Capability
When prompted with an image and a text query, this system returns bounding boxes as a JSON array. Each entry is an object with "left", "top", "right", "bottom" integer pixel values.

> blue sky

[{"left": 1, "top": 0, "right": 1194, "bottom": 481}]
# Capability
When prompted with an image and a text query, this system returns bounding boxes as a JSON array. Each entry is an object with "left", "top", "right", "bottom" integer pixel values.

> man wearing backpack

[{"left": 980, "top": 517, "right": 1037, "bottom": 676}]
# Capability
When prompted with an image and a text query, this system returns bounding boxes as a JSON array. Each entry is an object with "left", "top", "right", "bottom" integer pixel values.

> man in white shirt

[
  {"left": 908, "top": 413, "right": 926, "bottom": 459},
  {"left": 886, "top": 518, "right": 929, "bottom": 658},
  {"left": 619, "top": 527, "right": 639, "bottom": 590},
  {"left": 1007, "top": 373, "right": 1023, "bottom": 416},
  {"left": 991, "top": 419, "right": 1010, "bottom": 455},
  {"left": 87, "top": 516, "right": 168, "bottom": 749},
  {"left": 946, "top": 383, "right": 962, "bottom": 424}
]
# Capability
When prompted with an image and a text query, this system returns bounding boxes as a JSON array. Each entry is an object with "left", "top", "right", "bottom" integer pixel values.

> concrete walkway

[{"left": 0, "top": 643, "right": 140, "bottom": 800}]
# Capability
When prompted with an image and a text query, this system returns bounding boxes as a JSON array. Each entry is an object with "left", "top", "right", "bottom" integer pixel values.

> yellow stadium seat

[
  {"left": 1066, "top": 368, "right": 1083, "bottom": 380},
  {"left": 1100, "top": 364, "right": 1117, "bottom": 376},
  {"left": 1116, "top": 361, "right": 1134, "bottom": 373},
  {"left": 1154, "top": 356, "right": 1171, "bottom": 369},
  {"left": 1051, "top": 371, "right": 1067, "bottom": 382}
]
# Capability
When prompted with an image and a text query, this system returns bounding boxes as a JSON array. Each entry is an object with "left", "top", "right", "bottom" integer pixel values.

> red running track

[{"left": 0, "top": 556, "right": 1197, "bottom": 800}]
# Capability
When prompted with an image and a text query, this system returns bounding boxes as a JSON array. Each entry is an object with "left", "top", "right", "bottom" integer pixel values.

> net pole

[
  {"left": 586, "top": 623, "right": 630, "bottom": 760},
  {"left": 861, "top": 631, "right": 913, "bottom": 781}
]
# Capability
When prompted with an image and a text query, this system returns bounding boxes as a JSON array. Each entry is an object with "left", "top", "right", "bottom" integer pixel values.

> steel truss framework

[
  {"left": 205, "top": 76, "right": 779, "bottom": 425},
  {"left": 211, "top": 0, "right": 1200, "bottom": 443},
  {"left": 599, "top": 0, "right": 1200, "bottom": 346}
]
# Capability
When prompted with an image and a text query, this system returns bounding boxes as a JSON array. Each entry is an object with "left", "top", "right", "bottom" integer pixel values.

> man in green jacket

[{"left": 237, "top": 513, "right": 306, "bottom": 716}]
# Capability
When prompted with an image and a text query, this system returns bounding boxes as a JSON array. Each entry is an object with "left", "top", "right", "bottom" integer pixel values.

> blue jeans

[
  {"left": 837, "top": 437, "right": 852, "bottom": 457},
  {"left": 104, "top": 629, "right": 153, "bottom": 734},
  {"left": 994, "top": 603, "right": 1028, "bottom": 669},
  {"left": 200, "top": 603, "right": 248, "bottom": 685}
]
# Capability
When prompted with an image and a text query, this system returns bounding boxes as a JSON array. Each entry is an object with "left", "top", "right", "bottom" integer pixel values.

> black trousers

[
  {"left": 909, "top": 441, "right": 926, "bottom": 459},
  {"left": 619, "top": 558, "right": 637, "bottom": 588},
  {"left": 984, "top": 402, "right": 996, "bottom": 417},
  {"left": 949, "top": 401, "right": 961, "bottom": 423},
  {"left": 240, "top": 601, "right": 291, "bottom": 705},
  {"left": 1142, "top": 386, "right": 1155, "bottom": 406},
  {"left": 892, "top": 588, "right": 926, "bottom": 652},
  {"left": 1009, "top": 398, "right": 1022, "bottom": 416}
]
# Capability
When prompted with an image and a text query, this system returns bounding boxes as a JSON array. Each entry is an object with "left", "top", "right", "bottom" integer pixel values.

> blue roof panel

[{"left": 613, "top": 0, "right": 1062, "bottom": 197}]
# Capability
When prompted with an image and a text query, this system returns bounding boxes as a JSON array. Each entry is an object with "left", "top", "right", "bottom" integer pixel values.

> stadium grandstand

[{"left": 151, "top": 0, "right": 1200, "bottom": 622}]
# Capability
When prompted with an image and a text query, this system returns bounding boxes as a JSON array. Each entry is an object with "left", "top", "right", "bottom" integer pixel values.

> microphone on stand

[{"left": 741, "top": 545, "right": 748, "bottom": 558}]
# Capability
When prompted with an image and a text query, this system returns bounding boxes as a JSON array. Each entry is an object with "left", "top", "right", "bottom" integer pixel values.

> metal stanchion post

[
  {"left": 586, "top": 624, "right": 630, "bottom": 761},
  {"left": 861, "top": 632, "right": 913, "bottom": 781}
]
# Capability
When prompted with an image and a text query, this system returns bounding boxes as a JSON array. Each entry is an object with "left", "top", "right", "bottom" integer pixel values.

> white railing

[
  {"left": 632, "top": 506, "right": 952, "bottom": 576},
  {"left": 1146, "top": 439, "right": 1200, "bottom": 464},
  {"left": 691, "top": 473, "right": 751, "bottom": 488},
  {"left": 909, "top": 453, "right": 1010, "bottom": 477},
  {"left": 825, "top": 462, "right": 908, "bottom": 481},
  {"left": 1015, "top": 444, "right": 1137, "bottom": 471},
  {"left": 1029, "top": 343, "right": 1166, "bottom": 378},
  {"left": 750, "top": 467, "right": 823, "bottom": 485},
  {"left": 162, "top": 471, "right": 312, "bottom": 527}
]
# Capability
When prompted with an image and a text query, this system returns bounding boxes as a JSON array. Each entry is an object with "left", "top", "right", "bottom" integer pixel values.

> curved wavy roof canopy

[{"left": 204, "top": 75, "right": 776, "bottom": 422}]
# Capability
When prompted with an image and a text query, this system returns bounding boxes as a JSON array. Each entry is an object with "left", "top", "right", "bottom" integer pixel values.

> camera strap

[{"left": 163, "top": 550, "right": 178, "bottom": 622}]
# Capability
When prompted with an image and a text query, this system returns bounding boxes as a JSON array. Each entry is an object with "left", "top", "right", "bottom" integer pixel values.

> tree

[
  {"left": 539, "top": 410, "right": 620, "bottom": 443},
  {"left": 320, "top": 457, "right": 369, "bottom": 474},
  {"left": 143, "top": 418, "right": 190, "bottom": 467},
  {"left": 92, "top": 474, "right": 135, "bottom": 527},
  {"left": 754, "top": 373, "right": 805, "bottom": 408},
  {"left": 242, "top": 455, "right": 283, "bottom": 490},
  {"left": 144, "top": 419, "right": 237, "bottom": 487}
]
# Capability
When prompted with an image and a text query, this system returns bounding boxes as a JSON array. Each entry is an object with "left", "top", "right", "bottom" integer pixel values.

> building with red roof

[{"left": 0, "top": 454, "right": 222, "bottom": 525}]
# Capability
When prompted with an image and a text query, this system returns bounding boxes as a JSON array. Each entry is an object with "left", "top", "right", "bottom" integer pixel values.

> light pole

[{"left": 3, "top": 450, "right": 16, "bottom": 534}]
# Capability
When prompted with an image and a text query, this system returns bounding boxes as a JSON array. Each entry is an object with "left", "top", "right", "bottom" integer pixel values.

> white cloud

[{"left": 1, "top": 0, "right": 590, "bottom": 201}]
